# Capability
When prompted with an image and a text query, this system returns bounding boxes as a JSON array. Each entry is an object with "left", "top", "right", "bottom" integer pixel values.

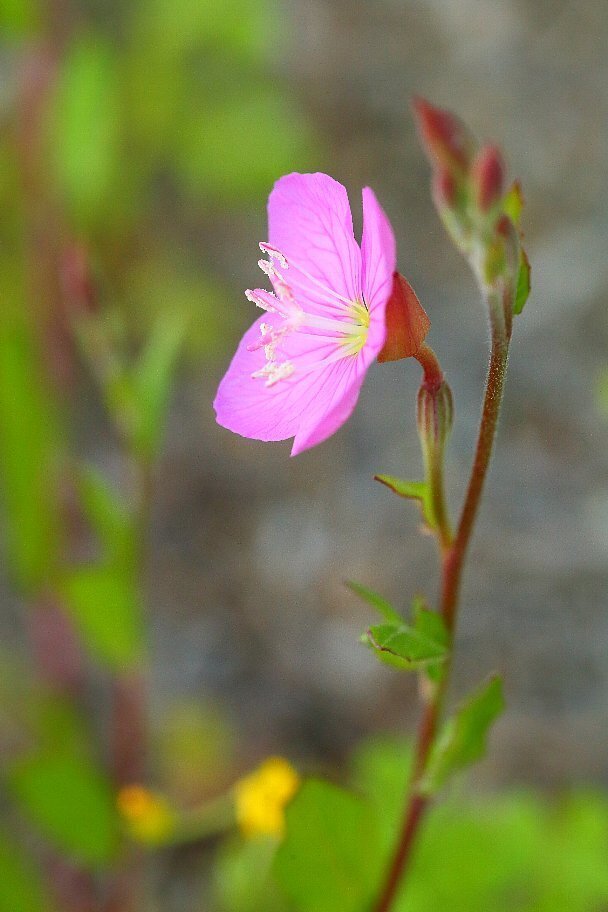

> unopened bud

[
  {"left": 431, "top": 168, "right": 457, "bottom": 212},
  {"left": 378, "top": 273, "right": 430, "bottom": 363},
  {"left": 471, "top": 145, "right": 504, "bottom": 212},
  {"left": 483, "top": 214, "right": 520, "bottom": 285},
  {"left": 412, "top": 97, "right": 476, "bottom": 176},
  {"left": 417, "top": 380, "right": 453, "bottom": 460}
]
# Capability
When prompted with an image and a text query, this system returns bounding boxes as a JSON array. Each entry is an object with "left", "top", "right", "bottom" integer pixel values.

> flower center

[{"left": 246, "top": 244, "right": 369, "bottom": 387}]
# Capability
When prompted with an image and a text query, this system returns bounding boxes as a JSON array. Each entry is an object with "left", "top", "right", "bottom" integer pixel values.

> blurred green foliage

[
  {"left": 215, "top": 737, "right": 608, "bottom": 912},
  {"left": 0, "top": 0, "right": 317, "bottom": 903}
]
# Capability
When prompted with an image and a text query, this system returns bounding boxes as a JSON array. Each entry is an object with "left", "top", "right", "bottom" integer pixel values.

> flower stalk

[{"left": 373, "top": 98, "right": 523, "bottom": 912}]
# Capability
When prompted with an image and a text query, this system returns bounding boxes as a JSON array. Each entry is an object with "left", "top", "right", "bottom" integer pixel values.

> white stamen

[{"left": 252, "top": 360, "right": 295, "bottom": 386}]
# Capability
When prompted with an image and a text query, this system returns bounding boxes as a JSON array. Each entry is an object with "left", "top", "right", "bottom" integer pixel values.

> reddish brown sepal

[
  {"left": 431, "top": 168, "right": 457, "bottom": 211},
  {"left": 378, "top": 273, "right": 431, "bottom": 363},
  {"left": 412, "top": 97, "right": 476, "bottom": 176},
  {"left": 470, "top": 145, "right": 504, "bottom": 212}
]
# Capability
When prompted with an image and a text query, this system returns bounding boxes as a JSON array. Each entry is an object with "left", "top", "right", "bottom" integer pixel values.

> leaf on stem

[
  {"left": 374, "top": 474, "right": 435, "bottom": 528},
  {"left": 513, "top": 247, "right": 531, "bottom": 316},
  {"left": 345, "top": 581, "right": 402, "bottom": 624},
  {"left": 421, "top": 676, "right": 505, "bottom": 794},
  {"left": 362, "top": 619, "right": 448, "bottom": 671}
]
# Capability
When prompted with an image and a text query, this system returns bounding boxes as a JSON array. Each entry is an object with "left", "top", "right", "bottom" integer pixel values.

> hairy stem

[{"left": 374, "top": 288, "right": 510, "bottom": 912}]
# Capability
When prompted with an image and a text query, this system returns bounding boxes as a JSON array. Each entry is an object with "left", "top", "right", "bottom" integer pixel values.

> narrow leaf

[
  {"left": 513, "top": 247, "right": 531, "bottom": 316},
  {"left": 131, "top": 312, "right": 185, "bottom": 458},
  {"left": 374, "top": 474, "right": 435, "bottom": 527},
  {"left": 77, "top": 464, "right": 134, "bottom": 561},
  {"left": 422, "top": 676, "right": 505, "bottom": 794},
  {"left": 345, "top": 581, "right": 402, "bottom": 624},
  {"left": 274, "top": 779, "right": 383, "bottom": 912}
]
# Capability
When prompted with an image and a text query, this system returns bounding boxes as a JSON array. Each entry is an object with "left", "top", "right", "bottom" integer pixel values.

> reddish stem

[{"left": 374, "top": 294, "right": 510, "bottom": 912}]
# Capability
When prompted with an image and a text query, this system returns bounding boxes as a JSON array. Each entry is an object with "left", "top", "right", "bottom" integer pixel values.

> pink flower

[{"left": 213, "top": 172, "right": 396, "bottom": 456}]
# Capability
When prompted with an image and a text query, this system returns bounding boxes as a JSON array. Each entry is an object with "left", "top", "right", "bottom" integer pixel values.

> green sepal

[
  {"left": 421, "top": 676, "right": 505, "bottom": 794},
  {"left": 502, "top": 180, "right": 524, "bottom": 227},
  {"left": 345, "top": 581, "right": 402, "bottom": 624},
  {"left": 374, "top": 474, "right": 435, "bottom": 528},
  {"left": 513, "top": 246, "right": 531, "bottom": 315}
]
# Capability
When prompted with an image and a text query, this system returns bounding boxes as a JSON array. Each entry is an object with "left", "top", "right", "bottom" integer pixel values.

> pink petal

[
  {"left": 361, "top": 186, "right": 396, "bottom": 318},
  {"left": 268, "top": 173, "right": 362, "bottom": 313},
  {"left": 214, "top": 314, "right": 350, "bottom": 444},
  {"left": 291, "top": 356, "right": 366, "bottom": 455}
]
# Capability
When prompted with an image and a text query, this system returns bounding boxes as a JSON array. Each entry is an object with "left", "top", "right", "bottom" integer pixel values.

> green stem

[{"left": 373, "top": 287, "right": 510, "bottom": 912}]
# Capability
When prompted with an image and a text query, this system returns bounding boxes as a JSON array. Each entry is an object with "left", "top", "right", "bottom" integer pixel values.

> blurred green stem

[{"left": 374, "top": 284, "right": 512, "bottom": 912}]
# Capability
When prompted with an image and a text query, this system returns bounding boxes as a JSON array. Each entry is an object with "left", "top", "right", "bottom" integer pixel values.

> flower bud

[
  {"left": 417, "top": 379, "right": 453, "bottom": 460},
  {"left": 431, "top": 168, "right": 457, "bottom": 212},
  {"left": 378, "top": 273, "right": 430, "bottom": 363},
  {"left": 483, "top": 214, "right": 520, "bottom": 285},
  {"left": 412, "top": 97, "right": 476, "bottom": 177},
  {"left": 470, "top": 144, "right": 504, "bottom": 213}
]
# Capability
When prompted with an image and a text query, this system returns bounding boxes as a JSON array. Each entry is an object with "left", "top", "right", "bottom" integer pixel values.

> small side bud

[
  {"left": 470, "top": 145, "right": 504, "bottom": 213},
  {"left": 417, "top": 381, "right": 453, "bottom": 459},
  {"left": 378, "top": 273, "right": 430, "bottom": 363},
  {"left": 412, "top": 97, "right": 476, "bottom": 176},
  {"left": 431, "top": 168, "right": 457, "bottom": 212}
]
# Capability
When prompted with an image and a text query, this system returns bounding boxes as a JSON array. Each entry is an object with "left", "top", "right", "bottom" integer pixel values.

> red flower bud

[
  {"left": 431, "top": 168, "right": 457, "bottom": 212},
  {"left": 471, "top": 144, "right": 504, "bottom": 212},
  {"left": 378, "top": 272, "right": 430, "bottom": 363},
  {"left": 412, "top": 97, "right": 475, "bottom": 176}
]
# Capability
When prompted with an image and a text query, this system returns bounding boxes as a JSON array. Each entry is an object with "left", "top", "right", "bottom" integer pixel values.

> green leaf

[
  {"left": 77, "top": 465, "right": 134, "bottom": 561},
  {"left": 374, "top": 474, "right": 434, "bottom": 527},
  {"left": 131, "top": 312, "right": 185, "bottom": 459},
  {"left": 513, "top": 246, "right": 531, "bottom": 315},
  {"left": 214, "top": 836, "right": 289, "bottom": 912},
  {"left": 275, "top": 779, "right": 383, "bottom": 912},
  {"left": 422, "top": 676, "right": 505, "bottom": 794},
  {"left": 345, "top": 581, "right": 402, "bottom": 624},
  {"left": 0, "top": 321, "right": 62, "bottom": 592},
  {"left": 363, "top": 620, "right": 448, "bottom": 671},
  {"left": 10, "top": 753, "right": 119, "bottom": 867},
  {"left": 0, "top": 832, "right": 48, "bottom": 912},
  {"left": 60, "top": 565, "right": 143, "bottom": 668},
  {"left": 413, "top": 600, "right": 450, "bottom": 683},
  {"left": 49, "top": 37, "right": 121, "bottom": 226}
]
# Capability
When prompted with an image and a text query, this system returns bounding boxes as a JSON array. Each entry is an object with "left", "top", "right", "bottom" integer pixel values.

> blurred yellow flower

[
  {"left": 117, "top": 784, "right": 175, "bottom": 845},
  {"left": 234, "top": 756, "right": 300, "bottom": 839}
]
